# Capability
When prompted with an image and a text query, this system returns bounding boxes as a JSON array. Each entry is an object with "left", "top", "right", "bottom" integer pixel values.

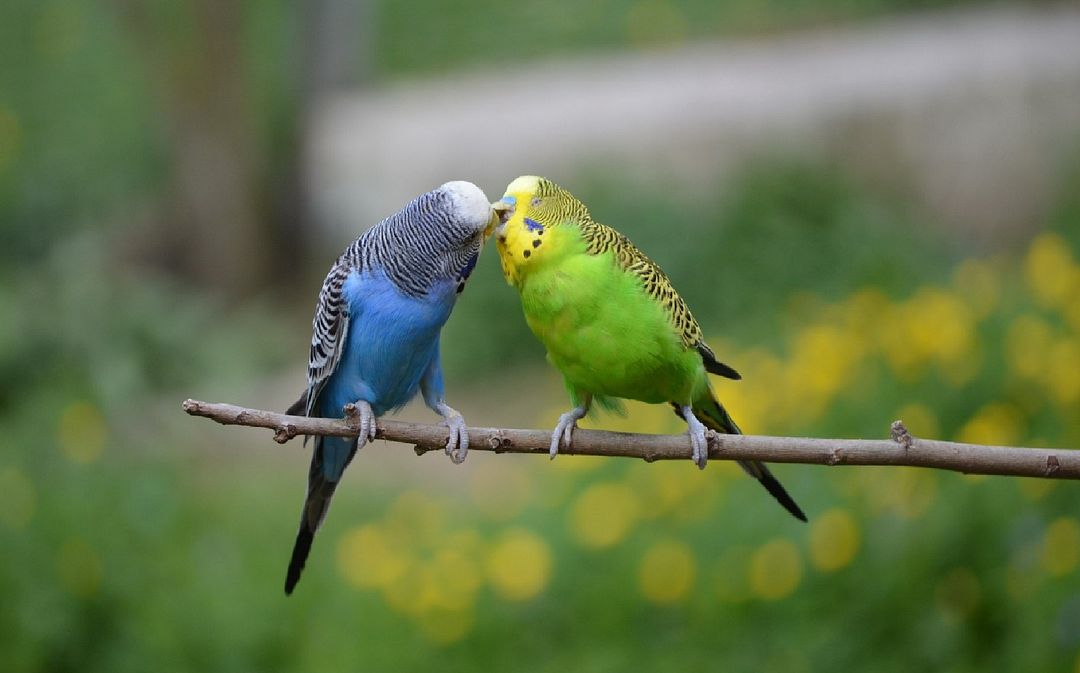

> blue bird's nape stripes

[{"left": 350, "top": 188, "right": 484, "bottom": 298}]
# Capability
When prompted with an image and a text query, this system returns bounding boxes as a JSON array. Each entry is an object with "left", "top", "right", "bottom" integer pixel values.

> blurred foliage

[
  {"left": 3, "top": 166, "right": 1080, "bottom": 671},
  {"left": 376, "top": 0, "right": 1024, "bottom": 75},
  {"left": 0, "top": 0, "right": 1019, "bottom": 276},
  {"left": 0, "top": 0, "right": 298, "bottom": 291},
  {"left": 2, "top": 1, "right": 1079, "bottom": 672},
  {"left": 0, "top": 1, "right": 162, "bottom": 265},
  {"left": 0, "top": 232, "right": 291, "bottom": 417}
]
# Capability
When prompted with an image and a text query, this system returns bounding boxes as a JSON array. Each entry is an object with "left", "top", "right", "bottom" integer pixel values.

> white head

[{"left": 440, "top": 180, "right": 496, "bottom": 237}]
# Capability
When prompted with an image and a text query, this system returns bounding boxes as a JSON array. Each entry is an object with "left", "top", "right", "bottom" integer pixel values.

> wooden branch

[{"left": 182, "top": 399, "right": 1080, "bottom": 480}]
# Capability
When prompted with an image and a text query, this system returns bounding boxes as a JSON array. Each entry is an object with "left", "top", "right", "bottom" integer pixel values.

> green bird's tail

[{"left": 691, "top": 394, "right": 807, "bottom": 522}]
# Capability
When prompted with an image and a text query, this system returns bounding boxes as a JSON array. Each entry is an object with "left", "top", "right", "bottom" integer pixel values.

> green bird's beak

[{"left": 489, "top": 200, "right": 513, "bottom": 236}]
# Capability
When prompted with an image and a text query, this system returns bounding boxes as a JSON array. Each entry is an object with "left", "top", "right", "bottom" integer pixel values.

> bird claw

[
  {"left": 683, "top": 406, "right": 708, "bottom": 470},
  {"left": 436, "top": 402, "right": 469, "bottom": 464},
  {"left": 348, "top": 401, "right": 378, "bottom": 449},
  {"left": 550, "top": 406, "right": 587, "bottom": 460},
  {"left": 444, "top": 414, "right": 469, "bottom": 464},
  {"left": 548, "top": 419, "right": 571, "bottom": 459}
]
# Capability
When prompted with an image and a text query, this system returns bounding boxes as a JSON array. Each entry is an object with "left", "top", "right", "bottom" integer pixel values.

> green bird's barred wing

[{"left": 580, "top": 218, "right": 740, "bottom": 381}]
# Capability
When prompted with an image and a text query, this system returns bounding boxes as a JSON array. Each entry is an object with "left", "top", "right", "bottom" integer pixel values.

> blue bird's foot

[
  {"left": 344, "top": 400, "right": 378, "bottom": 449},
  {"left": 681, "top": 405, "right": 708, "bottom": 470},
  {"left": 436, "top": 402, "right": 469, "bottom": 464},
  {"left": 550, "top": 405, "right": 588, "bottom": 460}
]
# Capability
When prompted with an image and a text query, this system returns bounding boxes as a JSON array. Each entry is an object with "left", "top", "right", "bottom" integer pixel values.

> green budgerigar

[{"left": 492, "top": 175, "right": 805, "bottom": 522}]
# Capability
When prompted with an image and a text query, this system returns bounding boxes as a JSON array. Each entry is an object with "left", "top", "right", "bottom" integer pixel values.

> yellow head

[{"left": 491, "top": 175, "right": 591, "bottom": 286}]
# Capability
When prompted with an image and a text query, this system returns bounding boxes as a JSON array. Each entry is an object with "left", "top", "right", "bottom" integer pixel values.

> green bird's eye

[{"left": 531, "top": 198, "right": 542, "bottom": 207}]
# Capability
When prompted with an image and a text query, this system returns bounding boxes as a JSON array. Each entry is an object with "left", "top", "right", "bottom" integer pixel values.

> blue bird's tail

[{"left": 285, "top": 434, "right": 357, "bottom": 595}]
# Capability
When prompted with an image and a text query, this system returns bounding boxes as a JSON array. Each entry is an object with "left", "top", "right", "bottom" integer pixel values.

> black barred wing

[
  {"left": 579, "top": 220, "right": 740, "bottom": 380},
  {"left": 578, "top": 220, "right": 703, "bottom": 347},
  {"left": 302, "top": 255, "right": 357, "bottom": 416}
]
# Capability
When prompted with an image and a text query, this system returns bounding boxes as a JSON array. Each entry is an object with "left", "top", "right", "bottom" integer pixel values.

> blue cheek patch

[
  {"left": 524, "top": 217, "right": 544, "bottom": 233},
  {"left": 459, "top": 250, "right": 479, "bottom": 280}
]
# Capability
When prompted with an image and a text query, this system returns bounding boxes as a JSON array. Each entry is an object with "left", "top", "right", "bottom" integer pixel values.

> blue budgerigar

[{"left": 283, "top": 181, "right": 496, "bottom": 594}]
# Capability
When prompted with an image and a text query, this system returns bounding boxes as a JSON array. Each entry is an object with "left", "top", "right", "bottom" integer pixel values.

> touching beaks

[{"left": 491, "top": 199, "right": 514, "bottom": 232}]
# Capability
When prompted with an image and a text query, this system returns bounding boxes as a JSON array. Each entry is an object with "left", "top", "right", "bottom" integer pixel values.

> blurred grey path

[{"left": 309, "top": 6, "right": 1080, "bottom": 239}]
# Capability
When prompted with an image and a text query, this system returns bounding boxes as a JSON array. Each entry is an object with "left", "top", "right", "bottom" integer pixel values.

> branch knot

[
  {"left": 487, "top": 432, "right": 512, "bottom": 452},
  {"left": 891, "top": 420, "right": 914, "bottom": 450},
  {"left": 1046, "top": 454, "right": 1061, "bottom": 477},
  {"left": 274, "top": 423, "right": 298, "bottom": 444}
]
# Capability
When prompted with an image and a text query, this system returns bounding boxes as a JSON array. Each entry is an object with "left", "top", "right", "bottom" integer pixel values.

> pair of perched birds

[{"left": 283, "top": 176, "right": 806, "bottom": 595}]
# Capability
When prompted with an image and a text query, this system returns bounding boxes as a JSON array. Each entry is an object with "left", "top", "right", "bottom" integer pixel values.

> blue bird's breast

[{"left": 318, "top": 270, "right": 455, "bottom": 417}]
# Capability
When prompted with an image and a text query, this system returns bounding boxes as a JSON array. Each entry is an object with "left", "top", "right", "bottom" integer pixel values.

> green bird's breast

[{"left": 518, "top": 241, "right": 705, "bottom": 406}]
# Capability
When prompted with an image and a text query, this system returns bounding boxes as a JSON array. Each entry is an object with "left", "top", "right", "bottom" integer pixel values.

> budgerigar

[
  {"left": 491, "top": 176, "right": 805, "bottom": 522},
  {"left": 283, "top": 181, "right": 496, "bottom": 594}
]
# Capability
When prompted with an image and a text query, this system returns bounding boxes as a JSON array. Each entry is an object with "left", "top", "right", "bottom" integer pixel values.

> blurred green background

[{"left": 2, "top": 1, "right": 1080, "bottom": 671}]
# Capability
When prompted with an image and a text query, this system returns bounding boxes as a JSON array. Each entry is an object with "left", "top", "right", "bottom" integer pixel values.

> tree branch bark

[{"left": 182, "top": 399, "right": 1080, "bottom": 480}]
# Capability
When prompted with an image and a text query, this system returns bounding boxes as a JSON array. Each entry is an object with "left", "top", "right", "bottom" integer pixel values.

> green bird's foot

[
  {"left": 436, "top": 401, "right": 469, "bottom": 464},
  {"left": 681, "top": 405, "right": 709, "bottom": 470},
  {"left": 550, "top": 405, "right": 588, "bottom": 460}
]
